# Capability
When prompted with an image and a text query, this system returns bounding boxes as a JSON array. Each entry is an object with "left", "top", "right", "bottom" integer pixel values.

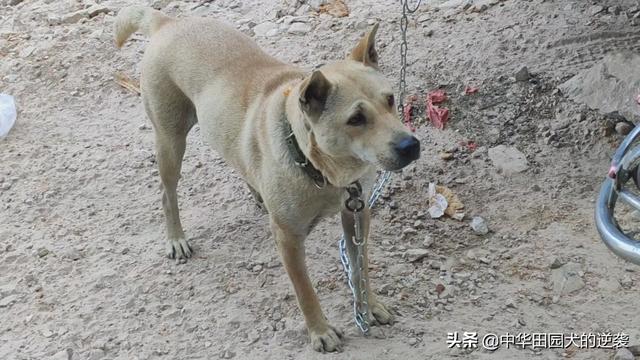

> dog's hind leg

[{"left": 143, "top": 87, "right": 196, "bottom": 260}]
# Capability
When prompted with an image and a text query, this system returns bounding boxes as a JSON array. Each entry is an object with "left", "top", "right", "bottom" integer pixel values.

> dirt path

[{"left": 1, "top": 0, "right": 639, "bottom": 359}]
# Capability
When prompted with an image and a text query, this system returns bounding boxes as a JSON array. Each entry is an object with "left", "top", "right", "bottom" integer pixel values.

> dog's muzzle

[
  {"left": 393, "top": 135, "right": 420, "bottom": 165},
  {"left": 595, "top": 125, "right": 640, "bottom": 266}
]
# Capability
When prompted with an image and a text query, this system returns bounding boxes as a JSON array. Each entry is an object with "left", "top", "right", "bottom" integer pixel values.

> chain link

[{"left": 339, "top": 0, "right": 420, "bottom": 335}]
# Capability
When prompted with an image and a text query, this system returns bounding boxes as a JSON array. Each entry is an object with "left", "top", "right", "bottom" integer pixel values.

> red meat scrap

[{"left": 426, "top": 90, "right": 450, "bottom": 130}]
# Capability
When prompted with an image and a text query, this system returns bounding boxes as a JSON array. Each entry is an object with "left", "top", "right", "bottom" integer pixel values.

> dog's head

[{"left": 297, "top": 24, "right": 420, "bottom": 179}]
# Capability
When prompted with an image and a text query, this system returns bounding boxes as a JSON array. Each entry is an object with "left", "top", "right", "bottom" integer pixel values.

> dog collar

[{"left": 282, "top": 114, "right": 330, "bottom": 189}]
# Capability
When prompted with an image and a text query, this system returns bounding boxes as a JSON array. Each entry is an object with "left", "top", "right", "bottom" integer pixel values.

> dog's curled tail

[{"left": 114, "top": 6, "right": 172, "bottom": 48}]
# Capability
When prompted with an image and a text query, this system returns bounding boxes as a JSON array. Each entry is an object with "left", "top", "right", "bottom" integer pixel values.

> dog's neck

[{"left": 284, "top": 85, "right": 372, "bottom": 188}]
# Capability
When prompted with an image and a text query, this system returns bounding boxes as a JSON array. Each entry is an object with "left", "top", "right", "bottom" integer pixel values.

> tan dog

[{"left": 114, "top": 6, "right": 420, "bottom": 352}]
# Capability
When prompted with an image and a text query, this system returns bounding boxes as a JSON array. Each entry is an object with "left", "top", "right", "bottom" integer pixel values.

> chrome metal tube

[{"left": 595, "top": 179, "right": 640, "bottom": 265}]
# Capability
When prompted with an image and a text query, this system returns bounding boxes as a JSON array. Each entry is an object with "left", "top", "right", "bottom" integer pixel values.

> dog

[{"left": 114, "top": 6, "right": 420, "bottom": 352}]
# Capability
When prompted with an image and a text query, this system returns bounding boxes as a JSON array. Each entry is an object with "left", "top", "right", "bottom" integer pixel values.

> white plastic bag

[{"left": 0, "top": 94, "right": 17, "bottom": 139}]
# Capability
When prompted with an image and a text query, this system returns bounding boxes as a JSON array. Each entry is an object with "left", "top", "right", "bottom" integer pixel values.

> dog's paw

[
  {"left": 165, "top": 238, "right": 193, "bottom": 260},
  {"left": 369, "top": 299, "right": 395, "bottom": 326},
  {"left": 309, "top": 324, "right": 343, "bottom": 353}
]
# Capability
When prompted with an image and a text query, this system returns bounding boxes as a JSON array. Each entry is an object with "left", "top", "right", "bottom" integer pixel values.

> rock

[
  {"left": 560, "top": 53, "right": 640, "bottom": 121},
  {"left": 389, "top": 263, "right": 414, "bottom": 276},
  {"left": 514, "top": 66, "right": 530, "bottom": 82},
  {"left": 51, "top": 349, "right": 72, "bottom": 360},
  {"left": 488, "top": 145, "right": 529, "bottom": 174},
  {"left": 0, "top": 294, "right": 18, "bottom": 308},
  {"left": 37, "top": 247, "right": 49, "bottom": 258},
  {"left": 9, "top": 0, "right": 24, "bottom": 5},
  {"left": 439, "top": 152, "right": 454, "bottom": 160},
  {"left": 551, "top": 262, "right": 585, "bottom": 296},
  {"left": 588, "top": 5, "right": 605, "bottom": 16},
  {"left": 423, "top": 235, "right": 434, "bottom": 248},
  {"left": 61, "top": 10, "right": 89, "bottom": 24},
  {"left": 616, "top": 122, "right": 634, "bottom": 136},
  {"left": 614, "top": 348, "right": 635, "bottom": 360},
  {"left": 287, "top": 22, "right": 311, "bottom": 35},
  {"left": 470, "top": 216, "right": 489, "bottom": 235},
  {"left": 87, "top": 4, "right": 111, "bottom": 18},
  {"left": 222, "top": 350, "right": 236, "bottom": 359},
  {"left": 252, "top": 22, "right": 278, "bottom": 37},
  {"left": 405, "top": 249, "right": 429, "bottom": 262}
]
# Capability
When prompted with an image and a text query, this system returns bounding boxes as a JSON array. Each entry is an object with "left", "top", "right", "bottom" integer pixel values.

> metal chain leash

[{"left": 338, "top": 0, "right": 420, "bottom": 335}]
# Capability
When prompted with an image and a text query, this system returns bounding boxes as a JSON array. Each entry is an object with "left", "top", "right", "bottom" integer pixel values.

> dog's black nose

[{"left": 394, "top": 136, "right": 420, "bottom": 161}]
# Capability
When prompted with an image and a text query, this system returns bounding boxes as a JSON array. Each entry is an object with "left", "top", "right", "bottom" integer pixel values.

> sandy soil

[{"left": 1, "top": 0, "right": 640, "bottom": 359}]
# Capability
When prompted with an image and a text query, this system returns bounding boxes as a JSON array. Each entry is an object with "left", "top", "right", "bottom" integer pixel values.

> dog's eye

[
  {"left": 347, "top": 113, "right": 367, "bottom": 126},
  {"left": 387, "top": 95, "right": 394, "bottom": 108}
]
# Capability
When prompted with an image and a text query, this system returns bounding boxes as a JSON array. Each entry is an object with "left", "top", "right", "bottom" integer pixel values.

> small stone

[
  {"left": 253, "top": 22, "right": 278, "bottom": 37},
  {"left": 514, "top": 66, "right": 531, "bottom": 82},
  {"left": 616, "top": 122, "right": 634, "bottom": 136},
  {"left": 549, "top": 257, "right": 564, "bottom": 269},
  {"left": 221, "top": 350, "right": 236, "bottom": 359},
  {"left": 62, "top": 10, "right": 89, "bottom": 24},
  {"left": 614, "top": 348, "right": 634, "bottom": 360},
  {"left": 423, "top": 235, "right": 434, "bottom": 248},
  {"left": 204, "top": 341, "right": 212, "bottom": 348},
  {"left": 552, "top": 262, "right": 585, "bottom": 296},
  {"left": 288, "top": 22, "right": 311, "bottom": 35},
  {"left": 588, "top": 5, "right": 604, "bottom": 16},
  {"left": 488, "top": 145, "right": 529, "bottom": 174},
  {"left": 9, "top": 0, "right": 24, "bottom": 5},
  {"left": 405, "top": 249, "right": 429, "bottom": 262},
  {"left": 37, "top": 247, "right": 50, "bottom": 258},
  {"left": 87, "top": 4, "right": 111, "bottom": 17},
  {"left": 252, "top": 264, "right": 263, "bottom": 272},
  {"left": 407, "top": 337, "right": 418, "bottom": 346},
  {"left": 0, "top": 294, "right": 18, "bottom": 308},
  {"left": 414, "top": 220, "right": 424, "bottom": 229},
  {"left": 470, "top": 216, "right": 489, "bottom": 235},
  {"left": 51, "top": 349, "right": 72, "bottom": 360},
  {"left": 402, "top": 227, "right": 418, "bottom": 236},
  {"left": 439, "top": 152, "right": 454, "bottom": 160}
]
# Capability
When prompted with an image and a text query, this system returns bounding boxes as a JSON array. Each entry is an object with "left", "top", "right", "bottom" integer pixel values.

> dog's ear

[
  {"left": 299, "top": 70, "right": 332, "bottom": 116},
  {"left": 349, "top": 23, "right": 379, "bottom": 68}
]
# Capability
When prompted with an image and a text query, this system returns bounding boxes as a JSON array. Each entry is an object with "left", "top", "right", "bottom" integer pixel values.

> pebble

[
  {"left": 470, "top": 216, "right": 489, "bottom": 235},
  {"left": 61, "top": 10, "right": 89, "bottom": 24},
  {"left": 51, "top": 349, "right": 71, "bottom": 360},
  {"left": 407, "top": 337, "right": 418, "bottom": 346},
  {"left": 514, "top": 66, "right": 531, "bottom": 82},
  {"left": 253, "top": 22, "right": 278, "bottom": 37},
  {"left": 423, "top": 235, "right": 434, "bottom": 248},
  {"left": 87, "top": 4, "right": 111, "bottom": 18},
  {"left": 405, "top": 248, "right": 429, "bottom": 262},
  {"left": 488, "top": 145, "right": 529, "bottom": 174},
  {"left": 588, "top": 5, "right": 604, "bottom": 16},
  {"left": 614, "top": 348, "right": 634, "bottom": 360},
  {"left": 37, "top": 247, "right": 50, "bottom": 258},
  {"left": 0, "top": 294, "right": 18, "bottom": 308},
  {"left": 439, "top": 152, "right": 454, "bottom": 160},
  {"left": 551, "top": 262, "right": 585, "bottom": 296},
  {"left": 287, "top": 22, "right": 311, "bottom": 35}
]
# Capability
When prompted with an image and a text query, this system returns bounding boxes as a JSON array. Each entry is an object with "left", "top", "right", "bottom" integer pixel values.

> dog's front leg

[
  {"left": 270, "top": 218, "right": 344, "bottom": 352},
  {"left": 341, "top": 208, "right": 394, "bottom": 326}
]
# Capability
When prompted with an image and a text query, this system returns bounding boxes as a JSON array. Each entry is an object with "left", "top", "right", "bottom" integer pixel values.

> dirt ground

[{"left": 1, "top": 0, "right": 640, "bottom": 359}]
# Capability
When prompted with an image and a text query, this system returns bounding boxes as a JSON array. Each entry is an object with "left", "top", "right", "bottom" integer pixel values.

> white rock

[
  {"left": 87, "top": 4, "right": 111, "bottom": 18},
  {"left": 287, "top": 22, "right": 311, "bottom": 35},
  {"left": 253, "top": 21, "right": 278, "bottom": 37},
  {"left": 488, "top": 145, "right": 528, "bottom": 174},
  {"left": 405, "top": 249, "right": 429, "bottom": 262},
  {"left": 61, "top": 10, "right": 89, "bottom": 24},
  {"left": 470, "top": 216, "right": 489, "bottom": 235},
  {"left": 551, "top": 262, "right": 585, "bottom": 296}
]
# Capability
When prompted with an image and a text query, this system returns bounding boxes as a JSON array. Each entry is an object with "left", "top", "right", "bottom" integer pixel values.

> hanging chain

[
  {"left": 398, "top": 0, "right": 421, "bottom": 117},
  {"left": 339, "top": 0, "right": 421, "bottom": 336}
]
